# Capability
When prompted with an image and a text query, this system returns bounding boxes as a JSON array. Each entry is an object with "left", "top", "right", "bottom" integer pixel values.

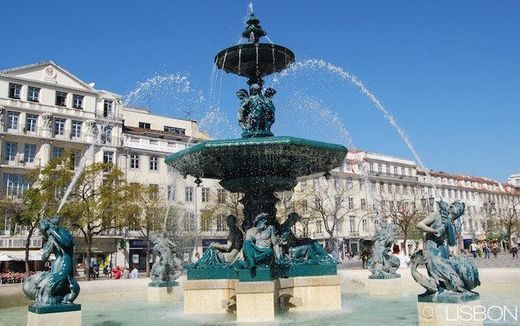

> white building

[{"left": 509, "top": 173, "right": 520, "bottom": 187}]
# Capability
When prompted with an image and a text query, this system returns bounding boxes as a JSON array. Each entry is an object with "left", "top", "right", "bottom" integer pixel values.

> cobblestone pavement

[{"left": 339, "top": 253, "right": 520, "bottom": 270}]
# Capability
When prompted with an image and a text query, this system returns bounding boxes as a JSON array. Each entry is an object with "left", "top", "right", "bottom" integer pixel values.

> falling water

[
  {"left": 123, "top": 73, "right": 193, "bottom": 107},
  {"left": 275, "top": 58, "right": 438, "bottom": 192},
  {"left": 57, "top": 144, "right": 95, "bottom": 213}
]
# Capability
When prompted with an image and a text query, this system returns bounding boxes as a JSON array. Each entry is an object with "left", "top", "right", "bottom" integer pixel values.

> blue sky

[{"left": 2, "top": 1, "right": 519, "bottom": 181}]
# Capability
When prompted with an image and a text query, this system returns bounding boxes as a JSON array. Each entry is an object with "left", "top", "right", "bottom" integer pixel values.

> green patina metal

[
  {"left": 187, "top": 268, "right": 239, "bottom": 280},
  {"left": 286, "top": 264, "right": 337, "bottom": 278},
  {"left": 148, "top": 280, "right": 179, "bottom": 288},
  {"left": 28, "top": 303, "right": 81, "bottom": 314}
]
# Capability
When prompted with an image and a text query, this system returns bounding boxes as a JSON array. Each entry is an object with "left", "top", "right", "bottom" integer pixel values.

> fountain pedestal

[
  {"left": 367, "top": 277, "right": 402, "bottom": 297},
  {"left": 183, "top": 279, "right": 237, "bottom": 314},
  {"left": 279, "top": 275, "right": 342, "bottom": 312},
  {"left": 417, "top": 300, "right": 483, "bottom": 326},
  {"left": 235, "top": 280, "right": 279, "bottom": 322},
  {"left": 147, "top": 283, "right": 181, "bottom": 304},
  {"left": 27, "top": 304, "right": 81, "bottom": 326}
]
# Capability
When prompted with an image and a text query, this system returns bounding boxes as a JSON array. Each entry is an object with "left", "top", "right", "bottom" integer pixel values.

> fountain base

[
  {"left": 28, "top": 304, "right": 81, "bottom": 326},
  {"left": 236, "top": 280, "right": 279, "bottom": 322},
  {"left": 183, "top": 279, "right": 237, "bottom": 314},
  {"left": 367, "top": 277, "right": 402, "bottom": 297},
  {"left": 147, "top": 285, "right": 181, "bottom": 304},
  {"left": 279, "top": 275, "right": 341, "bottom": 312}
]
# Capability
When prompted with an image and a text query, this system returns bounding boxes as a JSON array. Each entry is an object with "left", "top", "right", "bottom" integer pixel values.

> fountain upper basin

[
  {"left": 215, "top": 43, "right": 295, "bottom": 80},
  {"left": 165, "top": 136, "right": 347, "bottom": 192}
]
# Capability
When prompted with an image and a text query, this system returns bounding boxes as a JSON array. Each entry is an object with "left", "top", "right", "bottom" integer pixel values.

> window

[
  {"left": 130, "top": 137, "right": 140, "bottom": 143},
  {"left": 139, "top": 122, "right": 151, "bottom": 129},
  {"left": 103, "top": 100, "right": 113, "bottom": 117},
  {"left": 349, "top": 217, "right": 356, "bottom": 233},
  {"left": 103, "top": 151, "right": 114, "bottom": 164},
  {"left": 72, "top": 94, "right": 84, "bottom": 109},
  {"left": 24, "top": 144, "right": 36, "bottom": 163},
  {"left": 167, "top": 142, "right": 176, "bottom": 148},
  {"left": 27, "top": 87, "right": 40, "bottom": 102},
  {"left": 54, "top": 118, "right": 66, "bottom": 136},
  {"left": 149, "top": 156, "right": 159, "bottom": 171},
  {"left": 167, "top": 185, "right": 176, "bottom": 201},
  {"left": 185, "top": 187, "right": 194, "bottom": 202},
  {"left": 316, "top": 220, "right": 322, "bottom": 233},
  {"left": 4, "top": 142, "right": 17, "bottom": 162},
  {"left": 149, "top": 139, "right": 158, "bottom": 145},
  {"left": 360, "top": 198, "right": 366, "bottom": 210},
  {"left": 346, "top": 178, "right": 353, "bottom": 189},
  {"left": 7, "top": 112, "right": 19, "bottom": 130},
  {"left": 348, "top": 197, "right": 354, "bottom": 209},
  {"left": 217, "top": 189, "right": 226, "bottom": 203},
  {"left": 55, "top": 91, "right": 67, "bottom": 106},
  {"left": 362, "top": 219, "right": 368, "bottom": 232},
  {"left": 201, "top": 216, "right": 211, "bottom": 232},
  {"left": 129, "top": 154, "right": 140, "bottom": 169},
  {"left": 369, "top": 163, "right": 374, "bottom": 172},
  {"left": 69, "top": 150, "right": 81, "bottom": 170},
  {"left": 3, "top": 174, "right": 31, "bottom": 199},
  {"left": 201, "top": 187, "right": 210, "bottom": 202},
  {"left": 216, "top": 214, "right": 226, "bottom": 232},
  {"left": 71, "top": 121, "right": 82, "bottom": 138},
  {"left": 8, "top": 83, "right": 21, "bottom": 99},
  {"left": 183, "top": 212, "right": 196, "bottom": 232},
  {"left": 101, "top": 125, "right": 112, "bottom": 144},
  {"left": 315, "top": 197, "right": 322, "bottom": 209},
  {"left": 149, "top": 184, "right": 159, "bottom": 200},
  {"left": 301, "top": 199, "right": 308, "bottom": 211},
  {"left": 164, "top": 126, "right": 186, "bottom": 135},
  {"left": 52, "top": 147, "right": 64, "bottom": 158},
  {"left": 25, "top": 114, "right": 38, "bottom": 132}
]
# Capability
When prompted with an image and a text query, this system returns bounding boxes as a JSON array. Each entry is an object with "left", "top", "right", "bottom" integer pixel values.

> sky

[{"left": 1, "top": 1, "right": 519, "bottom": 181}]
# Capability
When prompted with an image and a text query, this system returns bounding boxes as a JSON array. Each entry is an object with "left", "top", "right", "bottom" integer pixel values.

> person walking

[
  {"left": 491, "top": 242, "right": 499, "bottom": 258},
  {"left": 470, "top": 242, "right": 478, "bottom": 258},
  {"left": 511, "top": 244, "right": 518, "bottom": 258},
  {"left": 483, "top": 242, "right": 490, "bottom": 259}
]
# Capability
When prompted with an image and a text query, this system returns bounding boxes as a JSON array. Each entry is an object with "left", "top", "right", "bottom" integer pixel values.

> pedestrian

[
  {"left": 483, "top": 242, "right": 490, "bottom": 259},
  {"left": 492, "top": 242, "right": 499, "bottom": 258},
  {"left": 470, "top": 242, "right": 478, "bottom": 258},
  {"left": 511, "top": 244, "right": 518, "bottom": 258},
  {"left": 113, "top": 266, "right": 122, "bottom": 279},
  {"left": 122, "top": 267, "right": 130, "bottom": 279},
  {"left": 130, "top": 266, "right": 139, "bottom": 279}
]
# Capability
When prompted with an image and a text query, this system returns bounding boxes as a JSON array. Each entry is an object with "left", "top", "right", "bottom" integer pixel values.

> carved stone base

[
  {"left": 27, "top": 305, "right": 81, "bottom": 326},
  {"left": 367, "top": 277, "right": 402, "bottom": 297},
  {"left": 235, "top": 280, "right": 279, "bottom": 322},
  {"left": 147, "top": 285, "right": 181, "bottom": 304},
  {"left": 279, "top": 275, "right": 342, "bottom": 312},
  {"left": 183, "top": 279, "right": 237, "bottom": 314},
  {"left": 417, "top": 300, "right": 484, "bottom": 326}
]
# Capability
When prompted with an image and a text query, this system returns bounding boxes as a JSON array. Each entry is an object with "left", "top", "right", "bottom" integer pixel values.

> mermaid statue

[
  {"left": 411, "top": 200, "right": 480, "bottom": 303},
  {"left": 23, "top": 216, "right": 80, "bottom": 309},
  {"left": 368, "top": 222, "right": 400, "bottom": 279},
  {"left": 149, "top": 233, "right": 183, "bottom": 287}
]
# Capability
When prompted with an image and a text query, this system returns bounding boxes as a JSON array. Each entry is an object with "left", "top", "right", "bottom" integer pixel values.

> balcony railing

[{"left": 368, "top": 171, "right": 419, "bottom": 181}]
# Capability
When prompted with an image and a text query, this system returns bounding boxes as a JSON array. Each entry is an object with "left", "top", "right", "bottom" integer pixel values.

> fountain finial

[{"left": 242, "top": 13, "right": 266, "bottom": 43}]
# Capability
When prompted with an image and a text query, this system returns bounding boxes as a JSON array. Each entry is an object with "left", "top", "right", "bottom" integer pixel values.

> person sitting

[{"left": 130, "top": 266, "right": 139, "bottom": 279}]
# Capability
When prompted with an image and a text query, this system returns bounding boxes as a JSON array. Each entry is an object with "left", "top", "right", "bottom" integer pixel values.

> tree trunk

[
  {"left": 145, "top": 235, "right": 151, "bottom": 277},
  {"left": 24, "top": 226, "right": 35, "bottom": 275},
  {"left": 86, "top": 237, "right": 93, "bottom": 281}
]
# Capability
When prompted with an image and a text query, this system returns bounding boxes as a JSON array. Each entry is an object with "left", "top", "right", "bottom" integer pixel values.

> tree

[
  {"left": 59, "top": 163, "right": 138, "bottom": 280},
  {"left": 376, "top": 185, "right": 426, "bottom": 255},
  {"left": 484, "top": 196, "right": 520, "bottom": 250},
  {"left": 295, "top": 175, "right": 361, "bottom": 241}
]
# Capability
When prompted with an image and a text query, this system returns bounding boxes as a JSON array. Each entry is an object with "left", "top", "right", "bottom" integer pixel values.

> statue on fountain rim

[
  {"left": 149, "top": 233, "right": 183, "bottom": 287},
  {"left": 23, "top": 216, "right": 80, "bottom": 307},
  {"left": 277, "top": 212, "right": 337, "bottom": 265},
  {"left": 191, "top": 215, "right": 244, "bottom": 268},
  {"left": 411, "top": 200, "right": 480, "bottom": 303},
  {"left": 367, "top": 222, "right": 401, "bottom": 279}
]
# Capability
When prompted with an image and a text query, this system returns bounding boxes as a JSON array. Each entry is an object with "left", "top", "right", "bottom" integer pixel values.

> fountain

[{"left": 165, "top": 7, "right": 347, "bottom": 322}]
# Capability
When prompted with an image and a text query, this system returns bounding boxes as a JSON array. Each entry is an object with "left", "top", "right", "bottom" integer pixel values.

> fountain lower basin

[{"left": 165, "top": 136, "right": 347, "bottom": 192}]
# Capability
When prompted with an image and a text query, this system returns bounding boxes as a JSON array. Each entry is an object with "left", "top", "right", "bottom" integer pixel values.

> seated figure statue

[
  {"left": 411, "top": 200, "right": 480, "bottom": 302},
  {"left": 368, "top": 222, "right": 400, "bottom": 279},
  {"left": 23, "top": 216, "right": 80, "bottom": 306},
  {"left": 242, "top": 213, "right": 284, "bottom": 269},
  {"left": 277, "top": 212, "right": 336, "bottom": 265},
  {"left": 192, "top": 215, "right": 243, "bottom": 267},
  {"left": 149, "top": 233, "right": 183, "bottom": 286}
]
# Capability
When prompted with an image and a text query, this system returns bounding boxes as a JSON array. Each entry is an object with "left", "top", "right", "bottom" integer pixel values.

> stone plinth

[
  {"left": 183, "top": 279, "right": 237, "bottom": 314},
  {"left": 27, "top": 304, "right": 81, "bottom": 326},
  {"left": 367, "top": 277, "right": 402, "bottom": 297},
  {"left": 148, "top": 285, "right": 181, "bottom": 304},
  {"left": 417, "top": 300, "right": 484, "bottom": 326},
  {"left": 235, "top": 280, "right": 279, "bottom": 322},
  {"left": 279, "top": 275, "right": 342, "bottom": 312}
]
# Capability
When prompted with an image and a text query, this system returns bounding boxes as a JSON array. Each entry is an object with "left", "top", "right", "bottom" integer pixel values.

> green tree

[{"left": 59, "top": 163, "right": 138, "bottom": 280}]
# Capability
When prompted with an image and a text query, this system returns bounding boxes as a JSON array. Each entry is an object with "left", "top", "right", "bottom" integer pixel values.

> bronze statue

[{"left": 368, "top": 223, "right": 400, "bottom": 279}]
